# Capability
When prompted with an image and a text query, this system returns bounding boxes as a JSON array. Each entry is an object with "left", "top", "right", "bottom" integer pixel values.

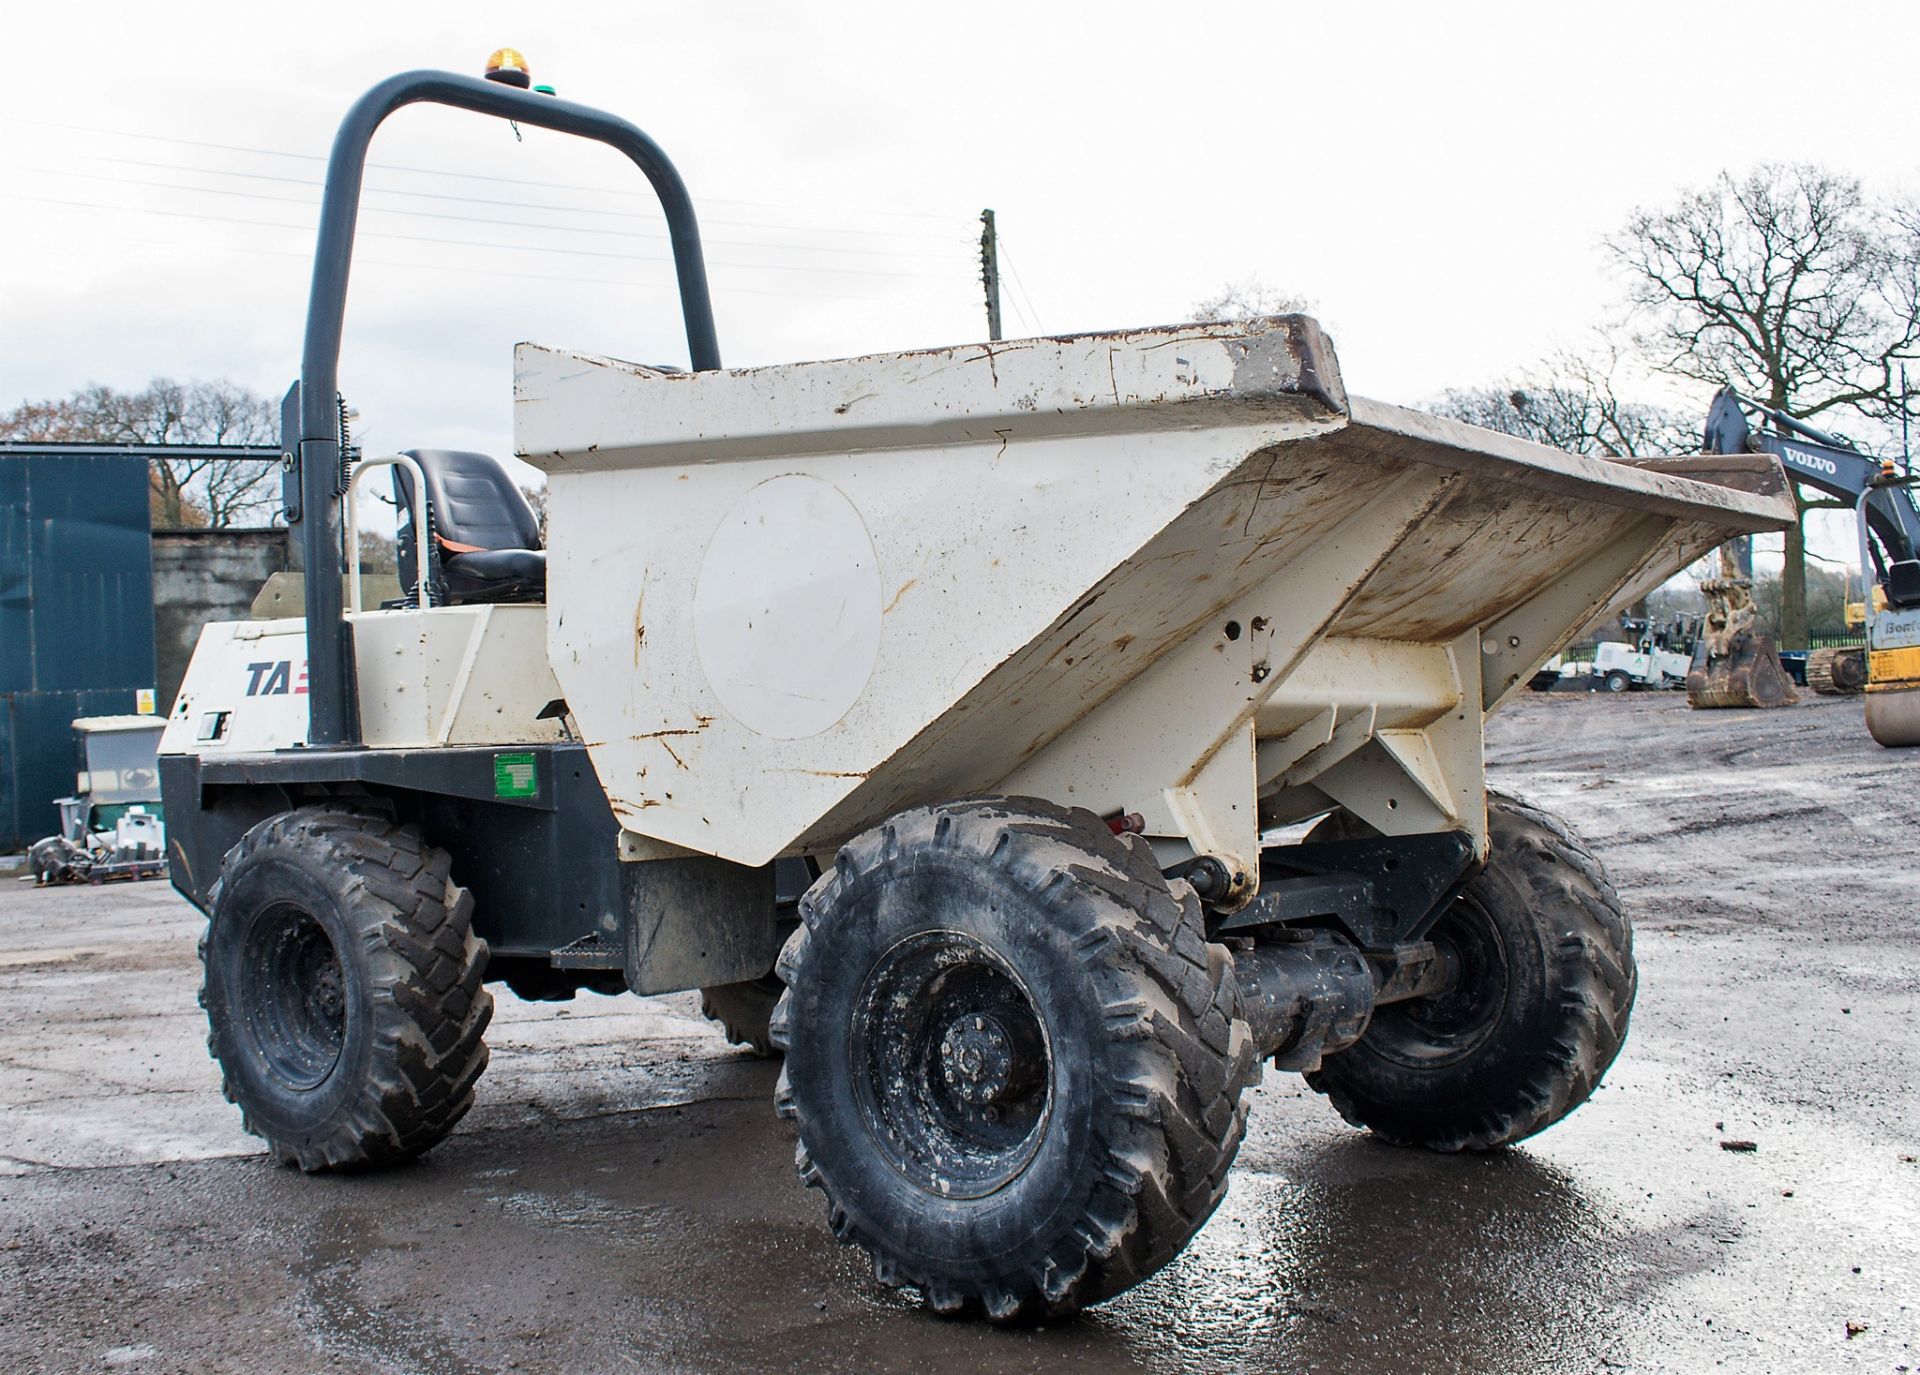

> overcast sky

[{"left": 7, "top": 1, "right": 1919, "bottom": 567}]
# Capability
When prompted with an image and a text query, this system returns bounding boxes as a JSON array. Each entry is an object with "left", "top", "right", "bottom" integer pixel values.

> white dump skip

[{"left": 516, "top": 319, "right": 1792, "bottom": 873}]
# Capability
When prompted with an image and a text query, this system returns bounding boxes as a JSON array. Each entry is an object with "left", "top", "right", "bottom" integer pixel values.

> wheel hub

[
  {"left": 240, "top": 903, "right": 348, "bottom": 1091},
  {"left": 850, "top": 930, "right": 1053, "bottom": 1198},
  {"left": 940, "top": 1014, "right": 1014, "bottom": 1105},
  {"left": 1370, "top": 893, "right": 1508, "bottom": 1065},
  {"left": 312, "top": 963, "right": 345, "bottom": 1023}
]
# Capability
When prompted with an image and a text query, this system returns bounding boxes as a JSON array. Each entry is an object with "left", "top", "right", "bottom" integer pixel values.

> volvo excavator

[{"left": 1697, "top": 387, "right": 1920, "bottom": 745}]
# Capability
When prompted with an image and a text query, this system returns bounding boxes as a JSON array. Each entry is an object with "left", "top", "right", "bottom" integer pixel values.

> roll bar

[
  {"left": 343, "top": 456, "right": 432, "bottom": 614},
  {"left": 292, "top": 70, "right": 721, "bottom": 746},
  {"left": 1858, "top": 472, "right": 1920, "bottom": 601}
]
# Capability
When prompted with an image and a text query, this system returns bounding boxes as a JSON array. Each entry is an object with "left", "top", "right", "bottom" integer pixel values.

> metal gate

[{"left": 0, "top": 451, "right": 156, "bottom": 850}]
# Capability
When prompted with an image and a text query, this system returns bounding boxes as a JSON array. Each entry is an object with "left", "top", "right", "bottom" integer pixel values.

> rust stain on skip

[
  {"left": 632, "top": 715, "right": 712, "bottom": 771},
  {"left": 630, "top": 717, "right": 713, "bottom": 742},
  {"left": 606, "top": 793, "right": 663, "bottom": 813},
  {"left": 883, "top": 578, "right": 917, "bottom": 614}
]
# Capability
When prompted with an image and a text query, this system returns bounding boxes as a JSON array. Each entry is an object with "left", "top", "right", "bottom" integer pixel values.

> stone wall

[{"left": 151, "top": 529, "right": 290, "bottom": 713}]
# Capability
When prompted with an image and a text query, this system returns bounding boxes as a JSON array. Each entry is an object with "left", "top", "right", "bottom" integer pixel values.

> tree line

[{"left": 0, "top": 378, "right": 280, "bottom": 528}]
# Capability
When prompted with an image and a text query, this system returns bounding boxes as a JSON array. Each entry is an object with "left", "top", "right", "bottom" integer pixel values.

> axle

[{"left": 1232, "top": 930, "right": 1451, "bottom": 1071}]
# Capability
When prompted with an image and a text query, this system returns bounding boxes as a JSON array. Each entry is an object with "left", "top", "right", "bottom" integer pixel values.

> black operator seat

[
  {"left": 1886, "top": 559, "right": 1920, "bottom": 610},
  {"left": 392, "top": 449, "right": 546, "bottom": 606}
]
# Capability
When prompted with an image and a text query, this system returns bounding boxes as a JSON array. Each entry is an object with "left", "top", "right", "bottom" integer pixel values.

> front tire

[
  {"left": 201, "top": 808, "right": 492, "bottom": 1171},
  {"left": 1306, "top": 791, "right": 1634, "bottom": 1151},
  {"left": 771, "top": 797, "right": 1256, "bottom": 1320},
  {"left": 1602, "top": 668, "right": 1632, "bottom": 693}
]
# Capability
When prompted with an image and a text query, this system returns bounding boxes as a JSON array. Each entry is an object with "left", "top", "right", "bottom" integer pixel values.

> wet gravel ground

[{"left": 0, "top": 690, "right": 1915, "bottom": 1374}]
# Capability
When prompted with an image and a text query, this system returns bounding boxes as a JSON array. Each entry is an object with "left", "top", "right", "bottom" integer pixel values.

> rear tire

[
  {"left": 1306, "top": 791, "right": 1633, "bottom": 1150},
  {"left": 1602, "top": 669, "right": 1632, "bottom": 693},
  {"left": 201, "top": 807, "right": 492, "bottom": 1171},
  {"left": 771, "top": 797, "right": 1256, "bottom": 1320}
]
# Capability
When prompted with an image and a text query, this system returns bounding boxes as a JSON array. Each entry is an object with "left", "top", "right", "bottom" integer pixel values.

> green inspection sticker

[{"left": 493, "top": 752, "right": 538, "bottom": 799}]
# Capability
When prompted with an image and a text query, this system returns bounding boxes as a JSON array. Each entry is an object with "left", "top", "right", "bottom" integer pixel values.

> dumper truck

[{"left": 158, "top": 68, "right": 1796, "bottom": 1320}]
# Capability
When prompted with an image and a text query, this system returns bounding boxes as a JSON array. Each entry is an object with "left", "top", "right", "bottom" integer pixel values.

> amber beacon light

[{"left": 484, "top": 48, "right": 532, "bottom": 87}]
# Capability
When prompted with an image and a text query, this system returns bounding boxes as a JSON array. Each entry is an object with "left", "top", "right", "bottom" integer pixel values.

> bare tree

[
  {"left": 1609, "top": 164, "right": 1920, "bottom": 646},
  {"left": 519, "top": 484, "right": 549, "bottom": 544},
  {"left": 0, "top": 378, "right": 280, "bottom": 528},
  {"left": 1750, "top": 563, "right": 1851, "bottom": 640},
  {"left": 1191, "top": 277, "right": 1315, "bottom": 322},
  {"left": 1429, "top": 345, "right": 1690, "bottom": 457}
]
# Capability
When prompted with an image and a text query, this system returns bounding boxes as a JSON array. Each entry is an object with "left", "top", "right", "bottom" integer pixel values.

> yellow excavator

[
  {"left": 1804, "top": 581, "right": 1878, "bottom": 696},
  {"left": 1692, "top": 388, "right": 1920, "bottom": 744}
]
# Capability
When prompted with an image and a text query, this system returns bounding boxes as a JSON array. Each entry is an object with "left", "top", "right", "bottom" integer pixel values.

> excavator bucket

[
  {"left": 1687, "top": 629, "right": 1799, "bottom": 708},
  {"left": 1686, "top": 551, "right": 1798, "bottom": 709}
]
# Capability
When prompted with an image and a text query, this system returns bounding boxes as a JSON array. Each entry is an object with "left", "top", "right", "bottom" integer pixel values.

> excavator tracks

[{"left": 1806, "top": 647, "right": 1868, "bottom": 696}]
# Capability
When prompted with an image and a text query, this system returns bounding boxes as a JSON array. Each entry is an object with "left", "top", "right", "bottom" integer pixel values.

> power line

[
  {"left": 70, "top": 152, "right": 976, "bottom": 245},
  {"left": 0, "top": 190, "right": 958, "bottom": 279},
  {"left": 1001, "top": 290, "right": 1033, "bottom": 335},
  {"left": 997, "top": 236, "right": 1047, "bottom": 335},
  {"left": 6, "top": 161, "right": 970, "bottom": 262},
  {"left": 1, "top": 112, "right": 967, "bottom": 225},
  {"left": 125, "top": 236, "right": 912, "bottom": 302}
]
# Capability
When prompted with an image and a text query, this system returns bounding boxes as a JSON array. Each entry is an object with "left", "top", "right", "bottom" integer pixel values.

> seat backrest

[
  {"left": 1885, "top": 558, "right": 1920, "bottom": 610},
  {"left": 393, "top": 449, "right": 542, "bottom": 553}
]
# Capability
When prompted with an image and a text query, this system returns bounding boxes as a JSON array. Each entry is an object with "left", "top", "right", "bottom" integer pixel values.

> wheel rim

[
  {"left": 849, "top": 930, "right": 1052, "bottom": 1200},
  {"left": 1363, "top": 894, "right": 1508, "bottom": 1068},
  {"left": 240, "top": 903, "right": 347, "bottom": 1090}
]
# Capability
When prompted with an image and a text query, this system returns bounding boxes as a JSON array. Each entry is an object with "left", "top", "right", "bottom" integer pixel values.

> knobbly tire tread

[
  {"left": 1306, "top": 790, "right": 1634, "bottom": 1151},
  {"left": 769, "top": 797, "right": 1257, "bottom": 1321},
  {"left": 200, "top": 806, "right": 493, "bottom": 1171}
]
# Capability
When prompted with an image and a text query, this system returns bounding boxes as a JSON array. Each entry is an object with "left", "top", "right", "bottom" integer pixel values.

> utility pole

[{"left": 979, "top": 208, "right": 1003, "bottom": 342}]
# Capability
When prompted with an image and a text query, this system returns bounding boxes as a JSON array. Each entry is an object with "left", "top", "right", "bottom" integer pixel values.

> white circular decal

[{"left": 693, "top": 474, "right": 883, "bottom": 739}]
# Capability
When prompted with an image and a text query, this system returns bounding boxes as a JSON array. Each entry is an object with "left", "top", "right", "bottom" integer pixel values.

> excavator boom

[{"left": 1699, "top": 387, "right": 1920, "bottom": 736}]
